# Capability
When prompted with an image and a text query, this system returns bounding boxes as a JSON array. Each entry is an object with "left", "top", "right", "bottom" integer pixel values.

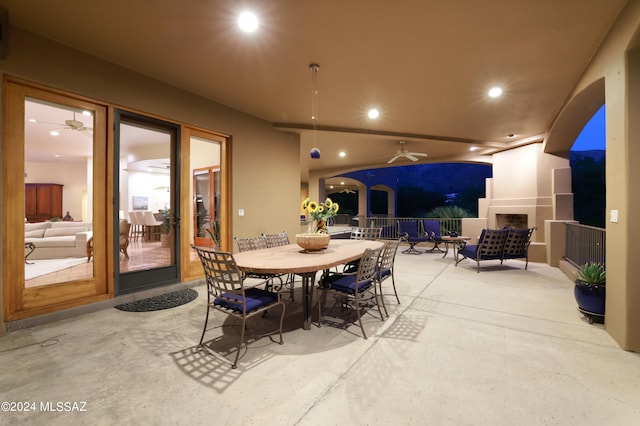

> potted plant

[
  {"left": 160, "top": 210, "right": 172, "bottom": 247},
  {"left": 574, "top": 262, "right": 606, "bottom": 323}
]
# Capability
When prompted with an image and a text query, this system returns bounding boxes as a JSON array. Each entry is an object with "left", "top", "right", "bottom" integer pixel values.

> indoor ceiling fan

[
  {"left": 37, "top": 111, "right": 93, "bottom": 136},
  {"left": 387, "top": 140, "right": 428, "bottom": 164}
]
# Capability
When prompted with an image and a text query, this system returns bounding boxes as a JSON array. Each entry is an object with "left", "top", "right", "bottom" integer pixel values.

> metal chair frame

[
  {"left": 262, "top": 232, "right": 295, "bottom": 300},
  {"left": 193, "top": 246, "right": 285, "bottom": 369},
  {"left": 422, "top": 219, "right": 444, "bottom": 253},
  {"left": 235, "top": 235, "right": 287, "bottom": 295},
  {"left": 376, "top": 239, "right": 401, "bottom": 317},
  {"left": 455, "top": 228, "right": 509, "bottom": 272},
  {"left": 317, "top": 247, "right": 384, "bottom": 339},
  {"left": 263, "top": 231, "right": 290, "bottom": 248},
  {"left": 349, "top": 227, "right": 382, "bottom": 240}
]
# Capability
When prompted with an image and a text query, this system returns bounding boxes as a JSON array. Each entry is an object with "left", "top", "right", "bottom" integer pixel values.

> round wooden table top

[
  {"left": 441, "top": 235, "right": 471, "bottom": 242},
  {"left": 233, "top": 239, "right": 384, "bottom": 274}
]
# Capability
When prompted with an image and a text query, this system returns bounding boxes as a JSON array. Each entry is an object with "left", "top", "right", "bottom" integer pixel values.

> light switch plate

[{"left": 610, "top": 209, "right": 618, "bottom": 223}]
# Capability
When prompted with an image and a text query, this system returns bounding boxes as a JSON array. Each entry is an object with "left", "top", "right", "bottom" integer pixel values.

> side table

[{"left": 440, "top": 235, "right": 471, "bottom": 259}]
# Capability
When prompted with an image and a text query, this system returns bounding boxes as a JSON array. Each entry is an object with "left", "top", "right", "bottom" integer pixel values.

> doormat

[{"left": 114, "top": 288, "right": 198, "bottom": 312}]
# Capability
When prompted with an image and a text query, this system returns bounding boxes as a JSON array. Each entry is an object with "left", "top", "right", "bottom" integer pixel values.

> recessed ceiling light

[
  {"left": 238, "top": 11, "right": 258, "bottom": 33},
  {"left": 488, "top": 87, "right": 503, "bottom": 98},
  {"left": 340, "top": 181, "right": 345, "bottom": 185},
  {"left": 469, "top": 146, "right": 478, "bottom": 151},
  {"left": 28, "top": 118, "right": 36, "bottom": 123},
  {"left": 339, "top": 151, "right": 346, "bottom": 158},
  {"left": 82, "top": 110, "right": 92, "bottom": 117},
  {"left": 50, "top": 130, "right": 60, "bottom": 136},
  {"left": 367, "top": 108, "right": 380, "bottom": 119}
]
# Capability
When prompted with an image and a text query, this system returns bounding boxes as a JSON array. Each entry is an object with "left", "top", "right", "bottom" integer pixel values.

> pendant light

[{"left": 309, "top": 63, "right": 321, "bottom": 159}]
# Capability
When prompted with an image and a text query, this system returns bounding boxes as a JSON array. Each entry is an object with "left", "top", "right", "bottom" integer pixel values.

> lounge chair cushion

[{"left": 458, "top": 244, "right": 503, "bottom": 261}]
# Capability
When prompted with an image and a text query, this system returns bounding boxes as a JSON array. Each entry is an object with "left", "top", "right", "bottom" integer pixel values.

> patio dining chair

[
  {"left": 317, "top": 246, "right": 384, "bottom": 339},
  {"left": 235, "top": 235, "right": 287, "bottom": 294},
  {"left": 342, "top": 227, "right": 382, "bottom": 273},
  {"left": 192, "top": 246, "right": 285, "bottom": 369},
  {"left": 376, "top": 239, "right": 401, "bottom": 317},
  {"left": 262, "top": 231, "right": 295, "bottom": 300},
  {"left": 422, "top": 219, "right": 444, "bottom": 253},
  {"left": 397, "top": 220, "right": 427, "bottom": 254}
]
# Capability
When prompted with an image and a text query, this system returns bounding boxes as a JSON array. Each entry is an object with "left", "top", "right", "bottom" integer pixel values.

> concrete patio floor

[{"left": 1, "top": 247, "right": 639, "bottom": 425}]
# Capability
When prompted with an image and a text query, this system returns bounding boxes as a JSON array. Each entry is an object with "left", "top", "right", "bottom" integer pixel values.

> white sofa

[{"left": 24, "top": 221, "right": 93, "bottom": 260}]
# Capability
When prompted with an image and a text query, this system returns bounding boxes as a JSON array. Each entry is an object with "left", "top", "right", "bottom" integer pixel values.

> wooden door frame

[
  {"left": 181, "top": 127, "right": 231, "bottom": 281},
  {"left": 2, "top": 77, "right": 232, "bottom": 319},
  {"left": 2, "top": 77, "right": 110, "bottom": 321}
]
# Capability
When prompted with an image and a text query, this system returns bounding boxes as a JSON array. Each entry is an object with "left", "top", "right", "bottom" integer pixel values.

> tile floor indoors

[{"left": 1, "top": 247, "right": 639, "bottom": 425}]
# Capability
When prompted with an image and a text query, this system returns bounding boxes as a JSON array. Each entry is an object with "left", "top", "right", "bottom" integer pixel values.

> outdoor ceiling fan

[
  {"left": 387, "top": 140, "right": 428, "bottom": 163},
  {"left": 37, "top": 111, "right": 93, "bottom": 136},
  {"left": 339, "top": 188, "right": 356, "bottom": 194}
]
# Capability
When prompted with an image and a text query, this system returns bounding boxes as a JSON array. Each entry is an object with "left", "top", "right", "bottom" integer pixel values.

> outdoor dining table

[{"left": 234, "top": 238, "right": 384, "bottom": 330}]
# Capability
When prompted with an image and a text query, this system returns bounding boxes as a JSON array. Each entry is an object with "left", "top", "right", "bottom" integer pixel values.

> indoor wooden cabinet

[{"left": 25, "top": 183, "right": 63, "bottom": 222}]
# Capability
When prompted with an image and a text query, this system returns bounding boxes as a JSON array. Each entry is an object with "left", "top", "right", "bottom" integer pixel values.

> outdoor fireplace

[{"left": 496, "top": 213, "right": 528, "bottom": 229}]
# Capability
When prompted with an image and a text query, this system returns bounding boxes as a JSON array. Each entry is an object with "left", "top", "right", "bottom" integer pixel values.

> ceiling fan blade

[
  {"left": 411, "top": 152, "right": 428, "bottom": 157},
  {"left": 387, "top": 155, "right": 401, "bottom": 164},
  {"left": 406, "top": 154, "right": 419, "bottom": 161}
]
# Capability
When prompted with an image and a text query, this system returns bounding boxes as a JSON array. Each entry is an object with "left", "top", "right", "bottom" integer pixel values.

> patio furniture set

[
  {"left": 397, "top": 219, "right": 536, "bottom": 273},
  {"left": 192, "top": 228, "right": 400, "bottom": 369}
]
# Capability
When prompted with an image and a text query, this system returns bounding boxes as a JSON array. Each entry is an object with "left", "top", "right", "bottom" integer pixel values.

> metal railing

[
  {"left": 565, "top": 223, "right": 606, "bottom": 267},
  {"left": 347, "top": 216, "right": 463, "bottom": 240}
]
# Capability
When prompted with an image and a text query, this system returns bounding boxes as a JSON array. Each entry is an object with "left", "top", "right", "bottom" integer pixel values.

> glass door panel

[
  {"left": 24, "top": 98, "right": 95, "bottom": 288},
  {"left": 190, "top": 136, "right": 221, "bottom": 250},
  {"left": 115, "top": 110, "right": 179, "bottom": 294}
]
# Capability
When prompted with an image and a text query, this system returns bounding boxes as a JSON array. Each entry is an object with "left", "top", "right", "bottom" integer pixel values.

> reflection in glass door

[
  {"left": 115, "top": 110, "right": 180, "bottom": 294},
  {"left": 193, "top": 168, "right": 220, "bottom": 247}
]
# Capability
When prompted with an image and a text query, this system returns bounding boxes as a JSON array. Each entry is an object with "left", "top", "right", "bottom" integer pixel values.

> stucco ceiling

[{"left": 2, "top": 0, "right": 628, "bottom": 180}]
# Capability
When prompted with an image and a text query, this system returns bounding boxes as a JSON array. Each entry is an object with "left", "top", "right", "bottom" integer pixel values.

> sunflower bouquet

[{"left": 302, "top": 197, "right": 339, "bottom": 233}]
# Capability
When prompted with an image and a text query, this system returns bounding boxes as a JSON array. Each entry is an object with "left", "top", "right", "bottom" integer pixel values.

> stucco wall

[{"left": 546, "top": 0, "right": 640, "bottom": 351}]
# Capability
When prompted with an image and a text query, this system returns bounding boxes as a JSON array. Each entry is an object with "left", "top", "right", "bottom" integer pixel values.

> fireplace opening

[{"left": 496, "top": 214, "right": 528, "bottom": 229}]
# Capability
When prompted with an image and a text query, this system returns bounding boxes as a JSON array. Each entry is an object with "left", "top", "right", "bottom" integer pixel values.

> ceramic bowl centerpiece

[
  {"left": 295, "top": 233, "right": 331, "bottom": 251},
  {"left": 297, "top": 197, "right": 339, "bottom": 251}
]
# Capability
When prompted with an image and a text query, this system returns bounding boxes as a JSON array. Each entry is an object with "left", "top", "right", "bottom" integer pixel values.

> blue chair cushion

[
  {"left": 378, "top": 268, "right": 391, "bottom": 279},
  {"left": 458, "top": 245, "right": 502, "bottom": 260},
  {"left": 320, "top": 273, "right": 372, "bottom": 295},
  {"left": 398, "top": 222, "right": 427, "bottom": 243},
  {"left": 214, "top": 287, "right": 278, "bottom": 313},
  {"left": 458, "top": 244, "right": 477, "bottom": 258}
]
